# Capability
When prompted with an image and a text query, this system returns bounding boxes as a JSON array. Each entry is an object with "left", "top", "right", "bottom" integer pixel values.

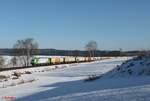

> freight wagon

[{"left": 31, "top": 56, "right": 104, "bottom": 66}]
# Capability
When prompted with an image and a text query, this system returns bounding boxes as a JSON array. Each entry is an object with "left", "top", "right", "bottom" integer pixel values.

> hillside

[{"left": 103, "top": 56, "right": 150, "bottom": 78}]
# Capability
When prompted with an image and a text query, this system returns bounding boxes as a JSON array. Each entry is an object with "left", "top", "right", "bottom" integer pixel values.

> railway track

[
  {"left": 0, "top": 61, "right": 94, "bottom": 72},
  {"left": 0, "top": 66, "right": 33, "bottom": 72}
]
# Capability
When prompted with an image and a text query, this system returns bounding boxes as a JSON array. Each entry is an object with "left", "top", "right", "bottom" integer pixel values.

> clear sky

[{"left": 0, "top": 0, "right": 149, "bottom": 51}]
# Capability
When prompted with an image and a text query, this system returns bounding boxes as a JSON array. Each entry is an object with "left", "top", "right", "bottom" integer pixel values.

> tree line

[{"left": 1, "top": 38, "right": 149, "bottom": 68}]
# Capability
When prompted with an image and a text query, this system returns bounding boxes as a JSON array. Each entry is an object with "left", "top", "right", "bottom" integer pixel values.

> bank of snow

[{"left": 103, "top": 56, "right": 150, "bottom": 78}]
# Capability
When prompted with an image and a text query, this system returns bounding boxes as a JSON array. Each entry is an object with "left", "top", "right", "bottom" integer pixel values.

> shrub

[
  {"left": 13, "top": 71, "right": 22, "bottom": 78},
  {"left": 0, "top": 75, "right": 7, "bottom": 80},
  {"left": 128, "top": 69, "right": 132, "bottom": 75},
  {"left": 85, "top": 75, "right": 101, "bottom": 82},
  {"left": 0, "top": 56, "right": 5, "bottom": 68},
  {"left": 25, "top": 71, "right": 32, "bottom": 74},
  {"left": 117, "top": 67, "right": 120, "bottom": 71}
]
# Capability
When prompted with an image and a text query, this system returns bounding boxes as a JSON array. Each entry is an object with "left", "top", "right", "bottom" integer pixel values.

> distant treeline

[{"left": 0, "top": 48, "right": 148, "bottom": 57}]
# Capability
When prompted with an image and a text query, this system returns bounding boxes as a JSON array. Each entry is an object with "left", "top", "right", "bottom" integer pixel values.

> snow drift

[{"left": 103, "top": 56, "right": 150, "bottom": 78}]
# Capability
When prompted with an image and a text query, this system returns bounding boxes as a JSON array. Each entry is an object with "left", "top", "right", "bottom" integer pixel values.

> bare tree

[
  {"left": 0, "top": 56, "right": 5, "bottom": 68},
  {"left": 13, "top": 38, "right": 39, "bottom": 67},
  {"left": 85, "top": 41, "right": 98, "bottom": 57},
  {"left": 11, "top": 56, "right": 17, "bottom": 67}
]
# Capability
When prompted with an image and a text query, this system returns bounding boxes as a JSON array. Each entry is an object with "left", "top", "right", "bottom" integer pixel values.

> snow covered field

[{"left": 1, "top": 57, "right": 150, "bottom": 101}]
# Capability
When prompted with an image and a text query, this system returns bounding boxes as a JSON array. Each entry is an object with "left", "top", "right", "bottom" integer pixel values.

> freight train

[{"left": 31, "top": 56, "right": 103, "bottom": 66}]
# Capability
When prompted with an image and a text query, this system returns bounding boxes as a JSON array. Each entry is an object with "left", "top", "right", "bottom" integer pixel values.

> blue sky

[{"left": 0, "top": 0, "right": 149, "bottom": 50}]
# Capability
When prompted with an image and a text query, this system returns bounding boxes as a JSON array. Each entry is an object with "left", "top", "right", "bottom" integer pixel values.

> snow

[
  {"left": 104, "top": 56, "right": 150, "bottom": 78},
  {"left": 0, "top": 74, "right": 35, "bottom": 88},
  {"left": 1, "top": 57, "right": 150, "bottom": 101}
]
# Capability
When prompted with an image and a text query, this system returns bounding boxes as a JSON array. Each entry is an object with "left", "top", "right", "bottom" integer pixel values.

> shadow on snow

[{"left": 15, "top": 76, "right": 150, "bottom": 101}]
